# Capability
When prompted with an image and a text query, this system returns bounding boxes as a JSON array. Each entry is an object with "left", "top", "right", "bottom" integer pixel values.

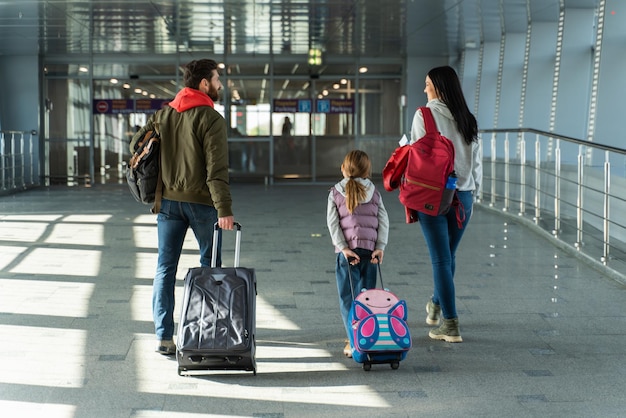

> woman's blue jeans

[
  {"left": 335, "top": 248, "right": 377, "bottom": 339},
  {"left": 416, "top": 191, "right": 474, "bottom": 320},
  {"left": 152, "top": 198, "right": 221, "bottom": 340}
]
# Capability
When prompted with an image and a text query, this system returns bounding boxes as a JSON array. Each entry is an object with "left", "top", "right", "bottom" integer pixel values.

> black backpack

[{"left": 126, "top": 129, "right": 161, "bottom": 206}]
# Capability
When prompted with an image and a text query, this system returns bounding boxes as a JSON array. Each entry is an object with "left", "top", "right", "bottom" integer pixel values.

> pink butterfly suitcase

[{"left": 347, "top": 263, "right": 412, "bottom": 371}]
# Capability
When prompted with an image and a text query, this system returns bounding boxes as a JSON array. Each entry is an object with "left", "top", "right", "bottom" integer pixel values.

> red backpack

[{"left": 383, "top": 107, "right": 457, "bottom": 220}]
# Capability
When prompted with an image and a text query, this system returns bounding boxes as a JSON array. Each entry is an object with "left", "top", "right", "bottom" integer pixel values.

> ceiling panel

[
  {"left": 0, "top": 0, "right": 602, "bottom": 103},
  {"left": 0, "top": 0, "right": 603, "bottom": 57},
  {"left": 1, "top": 0, "right": 408, "bottom": 56}
]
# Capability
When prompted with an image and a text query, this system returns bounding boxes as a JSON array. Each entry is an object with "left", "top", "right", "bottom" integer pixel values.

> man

[{"left": 130, "top": 59, "right": 235, "bottom": 355}]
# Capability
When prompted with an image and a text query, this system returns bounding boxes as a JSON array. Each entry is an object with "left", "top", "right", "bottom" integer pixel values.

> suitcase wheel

[
  {"left": 390, "top": 362, "right": 399, "bottom": 370},
  {"left": 363, "top": 363, "right": 371, "bottom": 372}
]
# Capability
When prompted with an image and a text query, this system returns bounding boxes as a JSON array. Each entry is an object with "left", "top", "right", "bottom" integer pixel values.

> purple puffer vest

[{"left": 332, "top": 187, "right": 380, "bottom": 252}]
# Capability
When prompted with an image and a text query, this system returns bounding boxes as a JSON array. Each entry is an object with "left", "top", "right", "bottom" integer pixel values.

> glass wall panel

[
  {"left": 45, "top": 78, "right": 92, "bottom": 185},
  {"left": 43, "top": 57, "right": 403, "bottom": 184},
  {"left": 357, "top": 78, "right": 401, "bottom": 136},
  {"left": 228, "top": 140, "right": 270, "bottom": 177}
]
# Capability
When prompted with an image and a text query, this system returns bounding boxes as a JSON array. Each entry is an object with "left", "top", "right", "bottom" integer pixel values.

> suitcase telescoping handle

[
  {"left": 347, "top": 255, "right": 384, "bottom": 300},
  {"left": 211, "top": 222, "right": 242, "bottom": 268}
]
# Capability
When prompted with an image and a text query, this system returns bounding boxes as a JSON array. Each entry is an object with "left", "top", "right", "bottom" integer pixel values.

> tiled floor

[{"left": 1, "top": 183, "right": 625, "bottom": 418}]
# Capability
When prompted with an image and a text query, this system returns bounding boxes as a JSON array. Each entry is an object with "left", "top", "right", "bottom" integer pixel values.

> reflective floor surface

[{"left": 1, "top": 183, "right": 625, "bottom": 418}]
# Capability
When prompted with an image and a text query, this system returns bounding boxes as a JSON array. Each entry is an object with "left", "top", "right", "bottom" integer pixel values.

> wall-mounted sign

[
  {"left": 316, "top": 99, "right": 354, "bottom": 114},
  {"left": 273, "top": 98, "right": 353, "bottom": 114},
  {"left": 93, "top": 99, "right": 170, "bottom": 114},
  {"left": 273, "top": 99, "right": 313, "bottom": 113}
]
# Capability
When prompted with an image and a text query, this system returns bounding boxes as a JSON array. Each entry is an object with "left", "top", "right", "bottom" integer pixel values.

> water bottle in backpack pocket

[{"left": 438, "top": 171, "right": 457, "bottom": 215}]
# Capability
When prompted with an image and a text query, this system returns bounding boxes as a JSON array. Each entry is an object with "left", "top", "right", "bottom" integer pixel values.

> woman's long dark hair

[{"left": 428, "top": 66, "right": 478, "bottom": 145}]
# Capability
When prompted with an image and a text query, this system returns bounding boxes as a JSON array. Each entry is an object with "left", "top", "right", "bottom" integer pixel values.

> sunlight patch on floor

[
  {"left": 63, "top": 214, "right": 112, "bottom": 223},
  {"left": 0, "top": 325, "right": 86, "bottom": 387},
  {"left": 46, "top": 223, "right": 105, "bottom": 246},
  {"left": 0, "top": 279, "right": 94, "bottom": 317},
  {"left": 133, "top": 253, "right": 159, "bottom": 280},
  {"left": 134, "top": 214, "right": 158, "bottom": 225},
  {"left": 9, "top": 248, "right": 102, "bottom": 277},
  {"left": 0, "top": 401, "right": 75, "bottom": 418},
  {"left": 0, "top": 221, "right": 49, "bottom": 242},
  {"left": 257, "top": 297, "right": 300, "bottom": 330},
  {"left": 132, "top": 225, "right": 158, "bottom": 250},
  {"left": 131, "top": 285, "right": 155, "bottom": 322},
  {"left": 0, "top": 215, "right": 63, "bottom": 222},
  {"left": 137, "top": 378, "right": 386, "bottom": 408},
  {"left": 132, "top": 336, "right": 387, "bottom": 408},
  {"left": 256, "top": 341, "right": 332, "bottom": 359},
  {"left": 0, "top": 245, "right": 27, "bottom": 269}
]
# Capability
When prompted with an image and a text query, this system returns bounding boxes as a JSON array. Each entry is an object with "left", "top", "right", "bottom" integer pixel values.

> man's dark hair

[{"left": 184, "top": 59, "right": 219, "bottom": 89}]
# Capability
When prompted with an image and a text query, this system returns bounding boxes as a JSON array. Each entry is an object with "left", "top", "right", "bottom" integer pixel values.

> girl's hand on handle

[
  {"left": 371, "top": 250, "right": 384, "bottom": 264},
  {"left": 341, "top": 248, "right": 360, "bottom": 265}
]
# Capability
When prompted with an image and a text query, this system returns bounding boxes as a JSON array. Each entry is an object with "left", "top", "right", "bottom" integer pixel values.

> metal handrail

[
  {"left": 481, "top": 127, "right": 626, "bottom": 156},
  {"left": 0, "top": 130, "right": 38, "bottom": 191},
  {"left": 478, "top": 127, "right": 626, "bottom": 282}
]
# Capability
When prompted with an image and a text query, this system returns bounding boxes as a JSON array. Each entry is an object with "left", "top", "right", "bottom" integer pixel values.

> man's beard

[{"left": 208, "top": 85, "right": 220, "bottom": 101}]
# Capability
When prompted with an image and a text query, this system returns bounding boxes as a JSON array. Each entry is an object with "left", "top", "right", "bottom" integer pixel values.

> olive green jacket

[{"left": 130, "top": 102, "right": 233, "bottom": 218}]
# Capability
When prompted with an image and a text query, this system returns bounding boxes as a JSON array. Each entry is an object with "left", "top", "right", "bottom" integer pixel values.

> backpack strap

[
  {"left": 151, "top": 110, "right": 164, "bottom": 215},
  {"left": 450, "top": 191, "right": 466, "bottom": 229},
  {"left": 419, "top": 106, "right": 439, "bottom": 134}
]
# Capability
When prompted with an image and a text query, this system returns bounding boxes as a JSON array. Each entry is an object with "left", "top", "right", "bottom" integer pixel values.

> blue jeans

[
  {"left": 152, "top": 198, "right": 221, "bottom": 340},
  {"left": 335, "top": 248, "right": 378, "bottom": 339},
  {"left": 416, "top": 191, "right": 473, "bottom": 320}
]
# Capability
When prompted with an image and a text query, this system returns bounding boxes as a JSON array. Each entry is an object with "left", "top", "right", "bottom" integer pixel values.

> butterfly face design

[
  {"left": 353, "top": 289, "right": 408, "bottom": 322},
  {"left": 355, "top": 288, "right": 398, "bottom": 313}
]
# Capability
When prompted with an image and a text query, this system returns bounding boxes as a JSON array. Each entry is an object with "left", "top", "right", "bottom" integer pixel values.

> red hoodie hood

[{"left": 168, "top": 87, "right": 215, "bottom": 112}]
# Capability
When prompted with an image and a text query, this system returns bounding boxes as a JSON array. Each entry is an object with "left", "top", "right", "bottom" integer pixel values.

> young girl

[{"left": 327, "top": 150, "right": 389, "bottom": 357}]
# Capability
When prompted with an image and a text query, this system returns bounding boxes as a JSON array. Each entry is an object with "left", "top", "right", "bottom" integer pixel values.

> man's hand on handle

[{"left": 218, "top": 216, "right": 235, "bottom": 230}]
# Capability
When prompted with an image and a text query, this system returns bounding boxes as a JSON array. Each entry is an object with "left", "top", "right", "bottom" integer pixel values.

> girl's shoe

[{"left": 343, "top": 341, "right": 352, "bottom": 358}]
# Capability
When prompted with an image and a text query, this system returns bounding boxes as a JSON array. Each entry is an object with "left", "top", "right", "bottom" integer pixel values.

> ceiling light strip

[
  {"left": 473, "top": 0, "right": 484, "bottom": 117},
  {"left": 518, "top": 0, "right": 532, "bottom": 131},
  {"left": 457, "top": 1, "right": 464, "bottom": 78},
  {"left": 493, "top": 0, "right": 506, "bottom": 129},
  {"left": 549, "top": 0, "right": 566, "bottom": 134},
  {"left": 586, "top": 0, "right": 606, "bottom": 144},
  {"left": 474, "top": 43, "right": 484, "bottom": 117}
]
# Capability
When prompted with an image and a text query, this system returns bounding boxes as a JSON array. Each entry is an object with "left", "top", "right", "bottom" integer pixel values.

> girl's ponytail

[
  {"left": 345, "top": 177, "right": 366, "bottom": 214},
  {"left": 341, "top": 150, "right": 371, "bottom": 214}
]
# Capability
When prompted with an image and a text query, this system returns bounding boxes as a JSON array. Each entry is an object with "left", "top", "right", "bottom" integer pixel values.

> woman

[{"left": 410, "top": 66, "right": 482, "bottom": 343}]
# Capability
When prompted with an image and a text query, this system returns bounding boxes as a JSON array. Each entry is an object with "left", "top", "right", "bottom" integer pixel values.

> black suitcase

[{"left": 176, "top": 222, "right": 257, "bottom": 376}]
